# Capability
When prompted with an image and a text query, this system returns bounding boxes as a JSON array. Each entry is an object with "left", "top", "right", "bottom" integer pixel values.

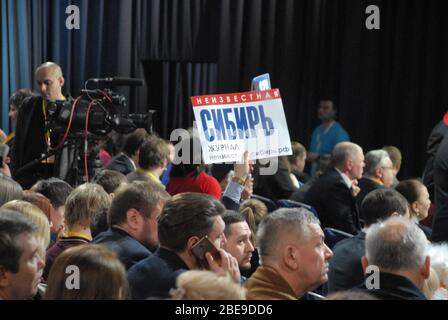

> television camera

[{"left": 44, "top": 77, "right": 155, "bottom": 185}]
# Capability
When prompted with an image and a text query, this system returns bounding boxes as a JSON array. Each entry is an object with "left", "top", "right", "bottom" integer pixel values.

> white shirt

[
  {"left": 124, "top": 153, "right": 137, "bottom": 171},
  {"left": 335, "top": 168, "right": 353, "bottom": 189}
]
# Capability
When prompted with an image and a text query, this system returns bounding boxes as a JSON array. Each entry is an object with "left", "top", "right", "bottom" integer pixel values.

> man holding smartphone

[{"left": 128, "top": 193, "right": 240, "bottom": 299}]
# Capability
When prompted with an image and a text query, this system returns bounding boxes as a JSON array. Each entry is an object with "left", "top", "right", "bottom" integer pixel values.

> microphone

[{"left": 90, "top": 77, "right": 143, "bottom": 86}]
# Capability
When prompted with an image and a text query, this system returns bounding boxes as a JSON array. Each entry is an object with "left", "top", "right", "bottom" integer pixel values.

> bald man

[
  {"left": 305, "top": 142, "right": 365, "bottom": 234},
  {"left": 11, "top": 62, "right": 67, "bottom": 189}
]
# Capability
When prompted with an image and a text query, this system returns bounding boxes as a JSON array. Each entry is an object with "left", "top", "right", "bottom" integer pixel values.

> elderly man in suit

[
  {"left": 305, "top": 142, "right": 365, "bottom": 234},
  {"left": 360, "top": 216, "right": 430, "bottom": 300},
  {"left": 356, "top": 149, "right": 394, "bottom": 213}
]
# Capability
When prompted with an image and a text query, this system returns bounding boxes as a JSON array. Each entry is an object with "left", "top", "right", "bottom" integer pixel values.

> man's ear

[
  {"left": 0, "top": 267, "right": 10, "bottom": 288},
  {"left": 126, "top": 208, "right": 141, "bottom": 229},
  {"left": 375, "top": 167, "right": 383, "bottom": 179},
  {"left": 345, "top": 159, "right": 353, "bottom": 172},
  {"left": 59, "top": 76, "right": 65, "bottom": 88},
  {"left": 420, "top": 256, "right": 431, "bottom": 280},
  {"left": 284, "top": 245, "right": 299, "bottom": 270},
  {"left": 361, "top": 256, "right": 369, "bottom": 273},
  {"left": 186, "top": 236, "right": 201, "bottom": 253},
  {"left": 411, "top": 201, "right": 419, "bottom": 214}
]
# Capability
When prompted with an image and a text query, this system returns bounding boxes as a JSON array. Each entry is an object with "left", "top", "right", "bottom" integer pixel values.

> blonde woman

[
  {"left": 170, "top": 270, "right": 246, "bottom": 300},
  {"left": 43, "top": 183, "right": 111, "bottom": 279}
]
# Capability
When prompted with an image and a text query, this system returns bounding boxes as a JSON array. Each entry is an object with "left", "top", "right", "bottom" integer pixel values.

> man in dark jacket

[
  {"left": 431, "top": 133, "right": 448, "bottom": 243},
  {"left": 356, "top": 149, "right": 394, "bottom": 217},
  {"left": 304, "top": 142, "right": 365, "bottom": 234},
  {"left": 327, "top": 189, "right": 409, "bottom": 293},
  {"left": 93, "top": 180, "right": 170, "bottom": 269},
  {"left": 107, "top": 129, "right": 148, "bottom": 175},
  {"left": 360, "top": 216, "right": 429, "bottom": 300},
  {"left": 127, "top": 193, "right": 240, "bottom": 299},
  {"left": 11, "top": 62, "right": 67, "bottom": 189},
  {"left": 422, "top": 111, "right": 448, "bottom": 195}
]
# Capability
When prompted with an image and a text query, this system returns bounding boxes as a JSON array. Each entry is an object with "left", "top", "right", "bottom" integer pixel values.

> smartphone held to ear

[{"left": 191, "top": 236, "right": 222, "bottom": 268}]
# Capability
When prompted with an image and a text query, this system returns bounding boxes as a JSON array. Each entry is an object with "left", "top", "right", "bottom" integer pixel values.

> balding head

[
  {"left": 331, "top": 142, "right": 365, "bottom": 180},
  {"left": 35, "top": 62, "right": 62, "bottom": 77},
  {"left": 363, "top": 216, "right": 430, "bottom": 290},
  {"left": 35, "top": 62, "right": 65, "bottom": 101}
]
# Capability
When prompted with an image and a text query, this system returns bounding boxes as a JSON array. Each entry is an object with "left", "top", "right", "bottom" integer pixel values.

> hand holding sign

[
  {"left": 192, "top": 89, "right": 292, "bottom": 164},
  {"left": 234, "top": 151, "right": 251, "bottom": 179}
]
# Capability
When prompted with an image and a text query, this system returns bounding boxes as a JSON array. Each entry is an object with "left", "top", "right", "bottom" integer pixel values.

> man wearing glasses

[{"left": 356, "top": 149, "right": 395, "bottom": 216}]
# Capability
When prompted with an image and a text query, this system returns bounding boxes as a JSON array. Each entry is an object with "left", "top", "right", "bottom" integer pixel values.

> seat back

[
  {"left": 251, "top": 194, "right": 277, "bottom": 213},
  {"left": 276, "top": 199, "right": 319, "bottom": 219},
  {"left": 323, "top": 227, "right": 354, "bottom": 249}
]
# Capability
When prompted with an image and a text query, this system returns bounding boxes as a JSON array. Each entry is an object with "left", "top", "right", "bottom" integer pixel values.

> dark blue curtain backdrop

[{"left": 2, "top": 0, "right": 448, "bottom": 178}]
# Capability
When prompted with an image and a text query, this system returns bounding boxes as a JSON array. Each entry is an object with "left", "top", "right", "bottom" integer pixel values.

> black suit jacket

[
  {"left": 359, "top": 272, "right": 426, "bottom": 300},
  {"left": 356, "top": 177, "right": 384, "bottom": 220},
  {"left": 254, "top": 157, "right": 296, "bottom": 201},
  {"left": 304, "top": 168, "right": 361, "bottom": 234},
  {"left": 423, "top": 115, "right": 448, "bottom": 191},
  {"left": 93, "top": 226, "right": 152, "bottom": 270},
  {"left": 11, "top": 95, "right": 74, "bottom": 188},
  {"left": 327, "top": 231, "right": 366, "bottom": 293},
  {"left": 11, "top": 95, "right": 50, "bottom": 188},
  {"left": 431, "top": 133, "right": 448, "bottom": 243},
  {"left": 127, "top": 247, "right": 189, "bottom": 299},
  {"left": 107, "top": 153, "right": 135, "bottom": 175}
]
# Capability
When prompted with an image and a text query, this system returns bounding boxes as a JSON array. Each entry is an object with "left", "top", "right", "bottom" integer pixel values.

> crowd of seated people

[{"left": 1, "top": 120, "right": 447, "bottom": 302}]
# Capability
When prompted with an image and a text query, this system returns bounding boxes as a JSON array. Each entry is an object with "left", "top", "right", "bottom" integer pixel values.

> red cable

[
  {"left": 98, "top": 90, "right": 113, "bottom": 104},
  {"left": 84, "top": 100, "right": 95, "bottom": 182},
  {"left": 54, "top": 95, "right": 83, "bottom": 150}
]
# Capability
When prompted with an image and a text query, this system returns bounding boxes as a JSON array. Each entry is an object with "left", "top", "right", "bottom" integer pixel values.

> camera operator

[{"left": 10, "top": 62, "right": 68, "bottom": 189}]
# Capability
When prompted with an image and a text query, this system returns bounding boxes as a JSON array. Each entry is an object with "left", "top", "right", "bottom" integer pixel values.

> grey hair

[
  {"left": 365, "top": 216, "right": 428, "bottom": 272},
  {"left": 257, "top": 208, "right": 320, "bottom": 262},
  {"left": 364, "top": 150, "right": 391, "bottom": 177},
  {"left": 427, "top": 243, "right": 448, "bottom": 287},
  {"left": 331, "top": 142, "right": 362, "bottom": 169}
]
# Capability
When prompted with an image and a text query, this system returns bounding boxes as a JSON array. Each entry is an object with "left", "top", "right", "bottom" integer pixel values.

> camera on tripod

[
  {"left": 42, "top": 77, "right": 155, "bottom": 185},
  {"left": 47, "top": 88, "right": 155, "bottom": 141}
]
